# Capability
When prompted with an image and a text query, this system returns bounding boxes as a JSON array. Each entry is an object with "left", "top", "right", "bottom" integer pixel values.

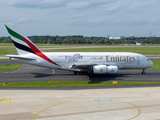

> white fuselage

[
  {"left": 13, "top": 52, "right": 153, "bottom": 72},
  {"left": 5, "top": 24, "right": 153, "bottom": 75}
]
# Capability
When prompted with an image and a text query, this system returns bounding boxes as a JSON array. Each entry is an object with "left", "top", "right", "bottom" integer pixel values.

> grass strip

[
  {"left": 1, "top": 81, "right": 160, "bottom": 88},
  {"left": 0, "top": 59, "right": 9, "bottom": 61},
  {"left": 0, "top": 64, "right": 23, "bottom": 72},
  {"left": 45, "top": 46, "right": 160, "bottom": 55},
  {"left": 0, "top": 50, "right": 17, "bottom": 55},
  {"left": 148, "top": 60, "right": 160, "bottom": 70},
  {"left": 1, "top": 45, "right": 160, "bottom": 55}
]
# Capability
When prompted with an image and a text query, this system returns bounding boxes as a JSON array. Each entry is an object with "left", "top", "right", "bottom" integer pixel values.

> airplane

[{"left": 5, "top": 24, "right": 153, "bottom": 75}]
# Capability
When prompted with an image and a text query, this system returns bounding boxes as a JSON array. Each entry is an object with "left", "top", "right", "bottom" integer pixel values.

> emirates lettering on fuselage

[{"left": 106, "top": 55, "right": 136, "bottom": 62}]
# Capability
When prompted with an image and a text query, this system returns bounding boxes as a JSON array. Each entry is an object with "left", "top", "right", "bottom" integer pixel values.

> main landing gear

[
  {"left": 74, "top": 71, "right": 92, "bottom": 76},
  {"left": 74, "top": 71, "right": 86, "bottom": 75},
  {"left": 142, "top": 69, "right": 146, "bottom": 75}
]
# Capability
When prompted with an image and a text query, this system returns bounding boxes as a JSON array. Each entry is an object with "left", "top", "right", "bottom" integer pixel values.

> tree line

[{"left": 0, "top": 35, "right": 160, "bottom": 45}]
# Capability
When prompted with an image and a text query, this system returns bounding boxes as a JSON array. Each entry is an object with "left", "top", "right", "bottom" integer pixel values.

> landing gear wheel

[
  {"left": 142, "top": 72, "right": 145, "bottom": 75},
  {"left": 78, "top": 72, "right": 82, "bottom": 75},
  {"left": 142, "top": 69, "right": 145, "bottom": 75},
  {"left": 87, "top": 72, "right": 93, "bottom": 76},
  {"left": 74, "top": 71, "right": 78, "bottom": 75}
]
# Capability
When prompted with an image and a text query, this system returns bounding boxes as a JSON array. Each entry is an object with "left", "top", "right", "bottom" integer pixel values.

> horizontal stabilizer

[{"left": 6, "top": 55, "right": 35, "bottom": 60}]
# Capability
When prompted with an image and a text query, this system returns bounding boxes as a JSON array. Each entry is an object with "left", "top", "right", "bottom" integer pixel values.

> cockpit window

[{"left": 147, "top": 59, "right": 150, "bottom": 61}]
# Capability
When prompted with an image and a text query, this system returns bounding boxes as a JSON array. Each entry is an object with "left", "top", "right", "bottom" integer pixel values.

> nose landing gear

[{"left": 142, "top": 69, "right": 146, "bottom": 75}]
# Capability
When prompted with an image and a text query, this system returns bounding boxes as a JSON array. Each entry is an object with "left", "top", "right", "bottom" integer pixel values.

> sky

[{"left": 0, "top": 0, "right": 160, "bottom": 37}]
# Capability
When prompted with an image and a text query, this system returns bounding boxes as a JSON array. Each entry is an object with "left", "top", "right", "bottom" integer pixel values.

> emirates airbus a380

[{"left": 5, "top": 24, "right": 153, "bottom": 75}]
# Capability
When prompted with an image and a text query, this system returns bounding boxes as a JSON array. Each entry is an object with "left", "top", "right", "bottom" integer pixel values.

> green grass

[
  {"left": 150, "top": 60, "right": 160, "bottom": 70},
  {"left": 45, "top": 46, "right": 160, "bottom": 55},
  {"left": 0, "top": 43, "right": 14, "bottom": 46},
  {"left": 1, "top": 81, "right": 160, "bottom": 88},
  {"left": 0, "top": 64, "right": 23, "bottom": 72},
  {"left": 0, "top": 59, "right": 8, "bottom": 61},
  {"left": 1, "top": 43, "right": 160, "bottom": 55},
  {"left": 0, "top": 50, "right": 18, "bottom": 55},
  {"left": 148, "top": 60, "right": 160, "bottom": 70}
]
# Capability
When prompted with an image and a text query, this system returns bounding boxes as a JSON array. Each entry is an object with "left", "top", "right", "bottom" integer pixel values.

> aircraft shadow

[
  {"left": 31, "top": 73, "right": 54, "bottom": 78},
  {"left": 88, "top": 74, "right": 129, "bottom": 84},
  {"left": 30, "top": 70, "right": 130, "bottom": 82}
]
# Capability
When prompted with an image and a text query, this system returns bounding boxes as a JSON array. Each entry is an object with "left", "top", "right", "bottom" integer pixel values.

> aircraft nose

[{"left": 149, "top": 60, "right": 153, "bottom": 68}]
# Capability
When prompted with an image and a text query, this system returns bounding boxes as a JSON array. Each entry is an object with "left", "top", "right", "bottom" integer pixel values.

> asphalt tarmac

[
  {"left": 1, "top": 61, "right": 160, "bottom": 120},
  {"left": 0, "top": 60, "right": 160, "bottom": 83},
  {"left": 1, "top": 87, "right": 160, "bottom": 120}
]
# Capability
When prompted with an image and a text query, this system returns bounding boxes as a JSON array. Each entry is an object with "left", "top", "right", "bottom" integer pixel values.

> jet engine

[{"left": 93, "top": 65, "right": 118, "bottom": 74}]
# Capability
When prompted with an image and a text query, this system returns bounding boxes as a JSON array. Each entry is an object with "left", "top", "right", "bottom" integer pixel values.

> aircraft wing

[{"left": 68, "top": 63, "right": 97, "bottom": 71}]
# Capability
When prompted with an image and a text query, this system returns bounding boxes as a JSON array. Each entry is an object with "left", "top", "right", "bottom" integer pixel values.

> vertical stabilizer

[
  {"left": 5, "top": 23, "right": 41, "bottom": 55},
  {"left": 5, "top": 24, "right": 60, "bottom": 66}
]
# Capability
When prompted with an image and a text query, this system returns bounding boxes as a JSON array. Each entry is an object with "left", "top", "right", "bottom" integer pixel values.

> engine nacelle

[{"left": 93, "top": 65, "right": 118, "bottom": 74}]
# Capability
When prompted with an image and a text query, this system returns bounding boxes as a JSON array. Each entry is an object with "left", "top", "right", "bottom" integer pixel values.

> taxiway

[{"left": 0, "top": 60, "right": 160, "bottom": 83}]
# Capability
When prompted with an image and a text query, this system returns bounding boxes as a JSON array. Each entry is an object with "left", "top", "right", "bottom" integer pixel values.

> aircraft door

[
  {"left": 141, "top": 56, "right": 147, "bottom": 66},
  {"left": 141, "top": 56, "right": 145, "bottom": 66},
  {"left": 136, "top": 56, "right": 145, "bottom": 68}
]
